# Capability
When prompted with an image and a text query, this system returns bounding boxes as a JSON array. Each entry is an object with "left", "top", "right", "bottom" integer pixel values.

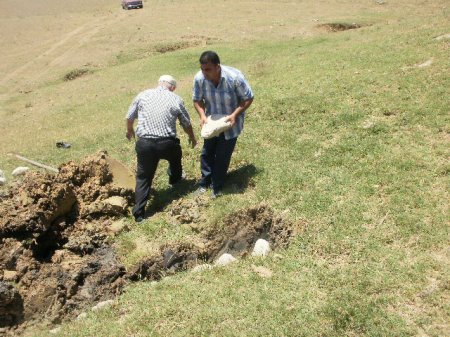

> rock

[
  {"left": 11, "top": 167, "right": 29, "bottom": 177},
  {"left": 0, "top": 177, "right": 6, "bottom": 186},
  {"left": 192, "top": 264, "right": 213, "bottom": 273},
  {"left": 251, "top": 265, "right": 273, "bottom": 278},
  {"left": 91, "top": 299, "right": 114, "bottom": 311},
  {"left": 215, "top": 253, "right": 237, "bottom": 266},
  {"left": 76, "top": 312, "right": 87, "bottom": 320},
  {"left": 251, "top": 239, "right": 271, "bottom": 257}
]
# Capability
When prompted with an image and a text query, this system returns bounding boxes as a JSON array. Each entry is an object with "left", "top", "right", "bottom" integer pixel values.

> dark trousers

[
  {"left": 199, "top": 133, "right": 237, "bottom": 193},
  {"left": 133, "top": 137, "right": 182, "bottom": 218}
]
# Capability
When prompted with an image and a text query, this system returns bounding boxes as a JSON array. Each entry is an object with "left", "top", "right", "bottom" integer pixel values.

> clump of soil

[
  {"left": 317, "top": 22, "right": 362, "bottom": 32},
  {"left": 0, "top": 152, "right": 133, "bottom": 335},
  {"left": 169, "top": 197, "right": 209, "bottom": 225}
]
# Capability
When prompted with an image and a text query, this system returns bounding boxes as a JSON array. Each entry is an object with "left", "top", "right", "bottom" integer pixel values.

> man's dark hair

[{"left": 199, "top": 51, "right": 220, "bottom": 65}]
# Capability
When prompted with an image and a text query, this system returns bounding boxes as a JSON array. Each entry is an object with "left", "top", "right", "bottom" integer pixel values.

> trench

[{"left": 129, "top": 204, "right": 294, "bottom": 281}]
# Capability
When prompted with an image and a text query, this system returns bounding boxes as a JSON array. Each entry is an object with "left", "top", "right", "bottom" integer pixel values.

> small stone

[
  {"left": 92, "top": 299, "right": 114, "bottom": 311},
  {"left": 215, "top": 253, "right": 237, "bottom": 266},
  {"left": 251, "top": 239, "right": 271, "bottom": 257},
  {"left": 77, "top": 312, "right": 88, "bottom": 320},
  {"left": 0, "top": 177, "right": 6, "bottom": 186},
  {"left": 192, "top": 264, "right": 213, "bottom": 272},
  {"left": 12, "top": 167, "right": 29, "bottom": 176}
]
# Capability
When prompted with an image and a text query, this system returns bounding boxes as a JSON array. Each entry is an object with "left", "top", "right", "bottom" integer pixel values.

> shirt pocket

[{"left": 219, "top": 89, "right": 234, "bottom": 104}]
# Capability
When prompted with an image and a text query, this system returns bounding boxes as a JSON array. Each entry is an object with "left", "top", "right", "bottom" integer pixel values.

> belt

[{"left": 138, "top": 137, "right": 177, "bottom": 143}]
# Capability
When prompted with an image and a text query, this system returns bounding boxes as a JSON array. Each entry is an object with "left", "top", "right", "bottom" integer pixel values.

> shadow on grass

[
  {"left": 145, "top": 178, "right": 197, "bottom": 217},
  {"left": 144, "top": 163, "right": 259, "bottom": 216},
  {"left": 224, "top": 163, "right": 259, "bottom": 195}
]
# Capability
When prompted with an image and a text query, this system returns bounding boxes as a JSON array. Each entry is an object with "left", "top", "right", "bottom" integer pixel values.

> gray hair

[{"left": 158, "top": 74, "right": 177, "bottom": 88}]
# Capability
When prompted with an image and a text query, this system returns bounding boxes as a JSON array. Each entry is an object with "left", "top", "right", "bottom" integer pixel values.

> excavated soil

[
  {"left": 0, "top": 152, "right": 297, "bottom": 336},
  {"left": 0, "top": 152, "right": 133, "bottom": 335}
]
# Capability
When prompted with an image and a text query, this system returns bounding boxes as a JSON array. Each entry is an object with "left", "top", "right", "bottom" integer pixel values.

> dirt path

[{"left": 0, "top": 12, "right": 125, "bottom": 102}]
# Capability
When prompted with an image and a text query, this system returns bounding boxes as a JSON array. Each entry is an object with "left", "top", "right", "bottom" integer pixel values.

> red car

[{"left": 122, "top": 0, "right": 143, "bottom": 10}]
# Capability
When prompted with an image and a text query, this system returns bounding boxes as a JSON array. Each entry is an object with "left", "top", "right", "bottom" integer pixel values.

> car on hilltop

[{"left": 121, "top": 0, "right": 143, "bottom": 10}]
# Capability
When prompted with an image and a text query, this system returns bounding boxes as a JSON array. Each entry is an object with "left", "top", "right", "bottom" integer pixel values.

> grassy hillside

[{"left": 2, "top": 1, "right": 448, "bottom": 336}]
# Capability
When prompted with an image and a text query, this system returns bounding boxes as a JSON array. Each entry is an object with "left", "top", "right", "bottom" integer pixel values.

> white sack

[{"left": 201, "top": 115, "right": 232, "bottom": 139}]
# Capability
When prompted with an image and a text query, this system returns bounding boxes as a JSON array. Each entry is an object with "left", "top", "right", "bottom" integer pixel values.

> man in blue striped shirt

[{"left": 193, "top": 51, "right": 254, "bottom": 198}]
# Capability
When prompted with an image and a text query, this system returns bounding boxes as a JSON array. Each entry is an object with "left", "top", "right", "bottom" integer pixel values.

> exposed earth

[{"left": 0, "top": 153, "right": 297, "bottom": 335}]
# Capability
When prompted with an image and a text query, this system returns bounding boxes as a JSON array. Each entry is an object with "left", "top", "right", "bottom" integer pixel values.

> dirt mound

[{"left": 0, "top": 152, "right": 133, "bottom": 335}]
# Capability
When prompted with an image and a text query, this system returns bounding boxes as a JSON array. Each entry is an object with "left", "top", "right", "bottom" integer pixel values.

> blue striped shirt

[{"left": 193, "top": 65, "right": 254, "bottom": 139}]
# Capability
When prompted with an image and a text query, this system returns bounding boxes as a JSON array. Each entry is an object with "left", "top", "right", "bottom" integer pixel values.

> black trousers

[
  {"left": 199, "top": 133, "right": 237, "bottom": 193},
  {"left": 133, "top": 137, "right": 182, "bottom": 218}
]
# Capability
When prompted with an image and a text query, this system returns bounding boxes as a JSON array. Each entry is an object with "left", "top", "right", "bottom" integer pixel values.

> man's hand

[
  {"left": 200, "top": 115, "right": 208, "bottom": 128},
  {"left": 189, "top": 137, "right": 197, "bottom": 149},
  {"left": 126, "top": 130, "right": 135, "bottom": 141},
  {"left": 126, "top": 119, "right": 135, "bottom": 141},
  {"left": 226, "top": 114, "right": 237, "bottom": 127}
]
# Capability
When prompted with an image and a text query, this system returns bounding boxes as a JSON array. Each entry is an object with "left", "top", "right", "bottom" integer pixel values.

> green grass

[{"left": 9, "top": 4, "right": 450, "bottom": 337}]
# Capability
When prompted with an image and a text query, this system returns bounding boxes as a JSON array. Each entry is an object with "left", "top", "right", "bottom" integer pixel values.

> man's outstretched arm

[
  {"left": 126, "top": 119, "right": 135, "bottom": 141},
  {"left": 183, "top": 125, "right": 197, "bottom": 148}
]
